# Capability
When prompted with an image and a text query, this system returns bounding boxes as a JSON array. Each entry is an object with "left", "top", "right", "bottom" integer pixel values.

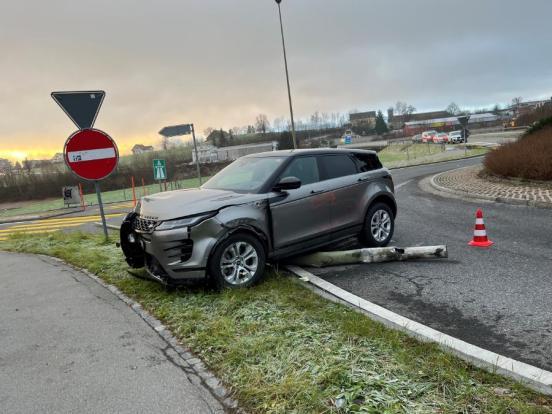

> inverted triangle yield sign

[{"left": 51, "top": 90, "right": 105, "bottom": 129}]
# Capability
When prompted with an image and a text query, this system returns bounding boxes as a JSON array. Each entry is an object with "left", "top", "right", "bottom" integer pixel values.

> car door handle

[{"left": 310, "top": 189, "right": 320, "bottom": 194}]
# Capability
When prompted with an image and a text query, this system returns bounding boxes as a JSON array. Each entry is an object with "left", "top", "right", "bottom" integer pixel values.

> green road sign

[{"left": 153, "top": 159, "right": 167, "bottom": 180}]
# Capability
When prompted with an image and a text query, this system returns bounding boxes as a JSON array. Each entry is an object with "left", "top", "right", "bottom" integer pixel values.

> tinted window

[
  {"left": 352, "top": 153, "right": 383, "bottom": 172},
  {"left": 203, "top": 156, "right": 285, "bottom": 192},
  {"left": 319, "top": 154, "right": 358, "bottom": 180},
  {"left": 280, "top": 156, "right": 320, "bottom": 186}
]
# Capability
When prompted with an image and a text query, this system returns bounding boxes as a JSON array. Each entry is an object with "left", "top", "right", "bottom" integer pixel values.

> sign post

[
  {"left": 457, "top": 115, "right": 471, "bottom": 156},
  {"left": 191, "top": 124, "right": 202, "bottom": 185},
  {"left": 153, "top": 159, "right": 167, "bottom": 191},
  {"left": 159, "top": 123, "right": 202, "bottom": 186},
  {"left": 52, "top": 91, "right": 118, "bottom": 239}
]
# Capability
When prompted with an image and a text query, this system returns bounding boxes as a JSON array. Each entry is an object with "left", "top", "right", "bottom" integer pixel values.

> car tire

[
  {"left": 360, "top": 202, "right": 395, "bottom": 247},
  {"left": 208, "top": 232, "right": 266, "bottom": 289}
]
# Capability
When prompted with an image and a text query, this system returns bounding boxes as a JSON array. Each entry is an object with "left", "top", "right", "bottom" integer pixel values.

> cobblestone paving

[{"left": 433, "top": 166, "right": 552, "bottom": 205}]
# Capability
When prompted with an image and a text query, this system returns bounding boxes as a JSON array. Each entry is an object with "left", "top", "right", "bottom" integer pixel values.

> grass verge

[
  {"left": 1, "top": 232, "right": 551, "bottom": 413},
  {"left": 379, "top": 143, "right": 488, "bottom": 168},
  {"left": 0, "top": 176, "right": 211, "bottom": 219}
]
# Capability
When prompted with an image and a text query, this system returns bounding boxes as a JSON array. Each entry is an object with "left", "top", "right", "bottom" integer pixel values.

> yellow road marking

[
  {"left": 108, "top": 202, "right": 133, "bottom": 207},
  {"left": 0, "top": 222, "right": 94, "bottom": 233},
  {"left": 25, "top": 213, "right": 122, "bottom": 225},
  {"left": 0, "top": 214, "right": 123, "bottom": 233},
  {"left": 8, "top": 218, "right": 100, "bottom": 228}
]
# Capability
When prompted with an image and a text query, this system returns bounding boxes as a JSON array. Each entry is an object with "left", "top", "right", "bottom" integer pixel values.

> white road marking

[{"left": 394, "top": 179, "right": 412, "bottom": 190}]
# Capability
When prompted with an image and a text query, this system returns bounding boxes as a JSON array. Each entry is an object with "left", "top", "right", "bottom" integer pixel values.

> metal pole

[
  {"left": 95, "top": 181, "right": 108, "bottom": 239},
  {"left": 191, "top": 123, "right": 202, "bottom": 185},
  {"left": 277, "top": 1, "right": 297, "bottom": 149},
  {"left": 464, "top": 128, "right": 467, "bottom": 156}
]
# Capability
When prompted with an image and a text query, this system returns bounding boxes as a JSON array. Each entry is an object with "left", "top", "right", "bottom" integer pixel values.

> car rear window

[
  {"left": 318, "top": 154, "right": 358, "bottom": 180},
  {"left": 351, "top": 153, "right": 382, "bottom": 172}
]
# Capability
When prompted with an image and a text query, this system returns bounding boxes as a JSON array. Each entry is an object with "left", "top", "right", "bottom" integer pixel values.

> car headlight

[{"left": 155, "top": 212, "right": 216, "bottom": 231}]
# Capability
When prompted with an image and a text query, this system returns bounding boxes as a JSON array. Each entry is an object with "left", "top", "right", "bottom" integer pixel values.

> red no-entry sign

[{"left": 64, "top": 128, "right": 119, "bottom": 181}]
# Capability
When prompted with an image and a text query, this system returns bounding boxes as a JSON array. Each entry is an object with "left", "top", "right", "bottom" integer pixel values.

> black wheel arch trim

[{"left": 366, "top": 192, "right": 397, "bottom": 218}]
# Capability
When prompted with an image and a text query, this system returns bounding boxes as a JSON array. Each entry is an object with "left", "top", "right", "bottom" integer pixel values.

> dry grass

[{"left": 484, "top": 125, "right": 552, "bottom": 180}]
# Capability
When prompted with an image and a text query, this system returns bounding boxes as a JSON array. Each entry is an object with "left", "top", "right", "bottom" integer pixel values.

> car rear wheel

[
  {"left": 360, "top": 202, "right": 395, "bottom": 247},
  {"left": 209, "top": 233, "right": 266, "bottom": 289}
]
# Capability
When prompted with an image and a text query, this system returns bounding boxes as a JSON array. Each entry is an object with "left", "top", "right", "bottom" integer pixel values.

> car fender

[
  {"left": 361, "top": 181, "right": 397, "bottom": 220},
  {"left": 207, "top": 202, "right": 272, "bottom": 262}
]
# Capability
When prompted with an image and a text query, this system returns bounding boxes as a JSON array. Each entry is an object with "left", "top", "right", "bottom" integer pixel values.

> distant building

[
  {"left": 387, "top": 109, "right": 450, "bottom": 130},
  {"left": 132, "top": 144, "right": 154, "bottom": 155},
  {"left": 51, "top": 153, "right": 64, "bottom": 163},
  {"left": 349, "top": 111, "right": 377, "bottom": 129},
  {"left": 0, "top": 158, "right": 11, "bottom": 173},
  {"left": 513, "top": 99, "right": 552, "bottom": 116},
  {"left": 192, "top": 142, "right": 278, "bottom": 164},
  {"left": 404, "top": 112, "right": 502, "bottom": 135}
]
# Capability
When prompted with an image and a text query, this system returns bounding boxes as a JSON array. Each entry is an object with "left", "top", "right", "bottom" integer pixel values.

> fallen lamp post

[{"left": 290, "top": 245, "right": 448, "bottom": 268}]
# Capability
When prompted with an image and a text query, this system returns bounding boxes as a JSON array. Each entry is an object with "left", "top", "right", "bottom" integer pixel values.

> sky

[{"left": 1, "top": 0, "right": 551, "bottom": 162}]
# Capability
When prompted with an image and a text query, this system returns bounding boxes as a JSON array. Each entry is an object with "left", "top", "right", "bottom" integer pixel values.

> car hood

[{"left": 138, "top": 188, "right": 266, "bottom": 221}]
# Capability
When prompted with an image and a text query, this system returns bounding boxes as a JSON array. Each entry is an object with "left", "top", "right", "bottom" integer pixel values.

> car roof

[{"left": 244, "top": 148, "right": 377, "bottom": 158}]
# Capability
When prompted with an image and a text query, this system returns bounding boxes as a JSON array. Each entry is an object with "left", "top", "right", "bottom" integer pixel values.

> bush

[
  {"left": 484, "top": 125, "right": 552, "bottom": 180},
  {"left": 525, "top": 115, "right": 552, "bottom": 135}
]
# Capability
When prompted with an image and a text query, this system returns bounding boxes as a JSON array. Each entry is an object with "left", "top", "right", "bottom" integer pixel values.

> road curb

[
  {"left": 36, "top": 254, "right": 240, "bottom": 412},
  {"left": 286, "top": 265, "right": 552, "bottom": 396},
  {"left": 429, "top": 167, "right": 552, "bottom": 209}
]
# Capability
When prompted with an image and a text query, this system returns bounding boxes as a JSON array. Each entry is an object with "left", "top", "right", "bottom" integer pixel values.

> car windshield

[{"left": 202, "top": 156, "right": 285, "bottom": 192}]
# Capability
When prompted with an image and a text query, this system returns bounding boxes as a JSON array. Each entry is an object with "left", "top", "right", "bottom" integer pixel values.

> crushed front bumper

[{"left": 120, "top": 212, "right": 224, "bottom": 285}]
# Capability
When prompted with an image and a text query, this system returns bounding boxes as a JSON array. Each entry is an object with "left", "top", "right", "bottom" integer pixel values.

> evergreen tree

[
  {"left": 218, "top": 128, "right": 227, "bottom": 147},
  {"left": 375, "top": 110, "right": 388, "bottom": 135}
]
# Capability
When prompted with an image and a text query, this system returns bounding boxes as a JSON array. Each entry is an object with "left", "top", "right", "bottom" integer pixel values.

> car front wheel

[
  {"left": 360, "top": 202, "right": 395, "bottom": 247},
  {"left": 209, "top": 233, "right": 266, "bottom": 289}
]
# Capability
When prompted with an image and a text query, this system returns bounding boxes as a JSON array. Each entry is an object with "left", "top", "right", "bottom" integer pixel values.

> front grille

[{"left": 133, "top": 216, "right": 159, "bottom": 233}]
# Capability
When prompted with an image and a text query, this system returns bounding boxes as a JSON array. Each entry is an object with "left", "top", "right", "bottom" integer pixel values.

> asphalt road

[
  {"left": 308, "top": 156, "right": 552, "bottom": 371},
  {"left": 0, "top": 252, "right": 224, "bottom": 413}
]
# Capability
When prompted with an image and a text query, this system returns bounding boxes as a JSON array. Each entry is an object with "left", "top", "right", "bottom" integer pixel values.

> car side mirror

[{"left": 273, "top": 176, "right": 301, "bottom": 191}]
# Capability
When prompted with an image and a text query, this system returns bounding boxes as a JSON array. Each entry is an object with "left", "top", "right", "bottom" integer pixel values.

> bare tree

[
  {"left": 511, "top": 97, "right": 523, "bottom": 112},
  {"left": 22, "top": 158, "right": 32, "bottom": 174},
  {"left": 446, "top": 102, "right": 461, "bottom": 116},
  {"left": 272, "top": 117, "right": 284, "bottom": 133},
  {"left": 320, "top": 112, "right": 330, "bottom": 129},
  {"left": 159, "top": 136, "right": 170, "bottom": 150},
  {"left": 310, "top": 111, "right": 321, "bottom": 131},
  {"left": 395, "top": 101, "right": 416, "bottom": 116},
  {"left": 203, "top": 127, "right": 214, "bottom": 137},
  {"left": 255, "top": 114, "right": 270, "bottom": 134}
]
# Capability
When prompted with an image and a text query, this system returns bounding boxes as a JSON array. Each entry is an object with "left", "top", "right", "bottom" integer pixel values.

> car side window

[
  {"left": 351, "top": 153, "right": 383, "bottom": 172},
  {"left": 318, "top": 154, "right": 358, "bottom": 180},
  {"left": 279, "top": 156, "right": 320, "bottom": 186}
]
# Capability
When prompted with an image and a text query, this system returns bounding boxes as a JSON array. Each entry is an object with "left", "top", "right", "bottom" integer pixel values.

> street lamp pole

[{"left": 275, "top": 0, "right": 297, "bottom": 149}]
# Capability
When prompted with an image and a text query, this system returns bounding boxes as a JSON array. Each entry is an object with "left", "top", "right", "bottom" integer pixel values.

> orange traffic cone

[{"left": 468, "top": 208, "right": 494, "bottom": 247}]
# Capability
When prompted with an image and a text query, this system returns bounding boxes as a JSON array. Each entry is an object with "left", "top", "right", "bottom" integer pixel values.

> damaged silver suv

[{"left": 120, "top": 149, "right": 396, "bottom": 288}]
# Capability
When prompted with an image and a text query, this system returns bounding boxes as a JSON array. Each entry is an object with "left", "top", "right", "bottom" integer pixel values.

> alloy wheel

[{"left": 220, "top": 241, "right": 259, "bottom": 285}]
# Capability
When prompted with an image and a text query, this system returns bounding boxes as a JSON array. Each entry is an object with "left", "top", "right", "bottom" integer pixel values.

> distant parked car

[
  {"left": 411, "top": 134, "right": 422, "bottom": 143},
  {"left": 421, "top": 130, "right": 437, "bottom": 143},
  {"left": 433, "top": 132, "right": 449, "bottom": 143},
  {"left": 448, "top": 130, "right": 464, "bottom": 143}
]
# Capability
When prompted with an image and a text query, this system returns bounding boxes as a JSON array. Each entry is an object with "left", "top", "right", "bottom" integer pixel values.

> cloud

[{"left": 0, "top": 0, "right": 551, "bottom": 159}]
